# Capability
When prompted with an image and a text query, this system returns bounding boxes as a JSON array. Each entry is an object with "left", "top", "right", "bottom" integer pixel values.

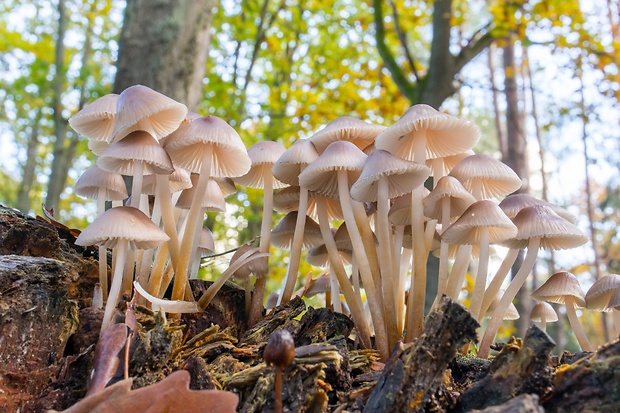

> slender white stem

[
  {"left": 96, "top": 188, "right": 108, "bottom": 301},
  {"left": 445, "top": 244, "right": 473, "bottom": 299},
  {"left": 405, "top": 185, "right": 427, "bottom": 342},
  {"left": 279, "top": 186, "right": 309, "bottom": 304},
  {"left": 540, "top": 317, "right": 547, "bottom": 332},
  {"left": 101, "top": 239, "right": 128, "bottom": 334},
  {"left": 565, "top": 296, "right": 593, "bottom": 352},
  {"left": 479, "top": 237, "right": 541, "bottom": 358},
  {"left": 330, "top": 265, "right": 342, "bottom": 313},
  {"left": 337, "top": 171, "right": 389, "bottom": 359},
  {"left": 173, "top": 146, "right": 212, "bottom": 301},
  {"left": 315, "top": 197, "right": 371, "bottom": 350},
  {"left": 480, "top": 248, "right": 520, "bottom": 317},
  {"left": 436, "top": 197, "right": 452, "bottom": 299},
  {"left": 470, "top": 227, "right": 490, "bottom": 320},
  {"left": 130, "top": 161, "right": 144, "bottom": 209}
]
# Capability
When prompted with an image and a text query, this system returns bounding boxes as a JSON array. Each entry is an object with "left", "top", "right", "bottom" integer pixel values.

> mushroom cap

[
  {"left": 350, "top": 149, "right": 431, "bottom": 202},
  {"left": 197, "top": 226, "right": 215, "bottom": 257},
  {"left": 141, "top": 167, "right": 192, "bottom": 195},
  {"left": 264, "top": 329, "right": 295, "bottom": 369},
  {"left": 423, "top": 175, "right": 476, "bottom": 221},
  {"left": 272, "top": 139, "right": 320, "bottom": 186},
  {"left": 302, "top": 273, "right": 332, "bottom": 298},
  {"left": 75, "top": 206, "right": 169, "bottom": 250},
  {"left": 97, "top": 130, "right": 174, "bottom": 175},
  {"left": 387, "top": 188, "right": 431, "bottom": 226},
  {"left": 213, "top": 177, "right": 238, "bottom": 197},
  {"left": 231, "top": 244, "right": 267, "bottom": 279},
  {"left": 531, "top": 271, "right": 586, "bottom": 307},
  {"left": 176, "top": 176, "right": 226, "bottom": 212},
  {"left": 448, "top": 154, "right": 522, "bottom": 200},
  {"left": 585, "top": 273, "right": 620, "bottom": 311},
  {"left": 502, "top": 205, "right": 588, "bottom": 250},
  {"left": 234, "top": 140, "right": 288, "bottom": 189},
  {"left": 499, "top": 193, "right": 576, "bottom": 223},
  {"left": 309, "top": 116, "right": 385, "bottom": 154},
  {"left": 270, "top": 212, "right": 323, "bottom": 250},
  {"left": 441, "top": 200, "right": 518, "bottom": 245},
  {"left": 88, "top": 139, "right": 111, "bottom": 156},
  {"left": 74, "top": 165, "right": 128, "bottom": 201},
  {"left": 68, "top": 93, "right": 118, "bottom": 142},
  {"left": 112, "top": 85, "right": 188, "bottom": 142},
  {"left": 299, "top": 140, "right": 367, "bottom": 197},
  {"left": 426, "top": 150, "right": 474, "bottom": 177},
  {"left": 529, "top": 301, "right": 559, "bottom": 323},
  {"left": 306, "top": 243, "right": 353, "bottom": 267},
  {"left": 375, "top": 104, "right": 480, "bottom": 161},
  {"left": 163, "top": 116, "right": 251, "bottom": 178}
]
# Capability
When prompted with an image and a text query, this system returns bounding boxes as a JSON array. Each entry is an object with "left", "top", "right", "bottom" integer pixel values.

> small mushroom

[
  {"left": 264, "top": 330, "right": 295, "bottom": 413},
  {"left": 529, "top": 301, "right": 559, "bottom": 331}
]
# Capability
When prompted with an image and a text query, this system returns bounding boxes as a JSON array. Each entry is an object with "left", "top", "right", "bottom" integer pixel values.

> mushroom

[
  {"left": 164, "top": 116, "right": 251, "bottom": 302},
  {"left": 235, "top": 140, "right": 287, "bottom": 326},
  {"left": 75, "top": 206, "right": 169, "bottom": 333},
  {"left": 441, "top": 200, "right": 517, "bottom": 321},
  {"left": 531, "top": 271, "right": 593, "bottom": 352},
  {"left": 272, "top": 139, "right": 319, "bottom": 305},
  {"left": 478, "top": 206, "right": 589, "bottom": 358},
  {"left": 68, "top": 93, "right": 118, "bottom": 143},
  {"left": 350, "top": 149, "right": 430, "bottom": 347},
  {"left": 264, "top": 330, "right": 295, "bottom": 413},
  {"left": 308, "top": 116, "right": 385, "bottom": 154},
  {"left": 74, "top": 165, "right": 128, "bottom": 300},
  {"left": 529, "top": 301, "right": 559, "bottom": 331},
  {"left": 299, "top": 140, "right": 387, "bottom": 359},
  {"left": 585, "top": 273, "right": 620, "bottom": 338}
]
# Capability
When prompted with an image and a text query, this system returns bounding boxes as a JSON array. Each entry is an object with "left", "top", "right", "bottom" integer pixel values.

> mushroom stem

[
  {"left": 101, "top": 238, "right": 128, "bottom": 334},
  {"left": 148, "top": 242, "right": 169, "bottom": 296},
  {"left": 172, "top": 146, "right": 212, "bottom": 301},
  {"left": 376, "top": 176, "right": 399, "bottom": 347},
  {"left": 329, "top": 266, "right": 342, "bottom": 313},
  {"left": 436, "top": 197, "right": 451, "bottom": 299},
  {"left": 405, "top": 184, "right": 427, "bottom": 341},
  {"left": 274, "top": 367, "right": 283, "bottom": 413},
  {"left": 96, "top": 189, "right": 108, "bottom": 301},
  {"left": 316, "top": 197, "right": 372, "bottom": 349},
  {"left": 445, "top": 244, "right": 473, "bottom": 299},
  {"left": 197, "top": 250, "right": 270, "bottom": 309},
  {"left": 479, "top": 248, "right": 520, "bottom": 318},
  {"left": 470, "top": 227, "right": 490, "bottom": 320},
  {"left": 156, "top": 174, "right": 181, "bottom": 266},
  {"left": 540, "top": 316, "right": 547, "bottom": 331},
  {"left": 337, "top": 171, "right": 389, "bottom": 359},
  {"left": 279, "top": 186, "right": 309, "bottom": 304},
  {"left": 564, "top": 296, "right": 593, "bottom": 352},
  {"left": 248, "top": 172, "right": 274, "bottom": 326},
  {"left": 478, "top": 237, "right": 541, "bottom": 358},
  {"left": 130, "top": 160, "right": 144, "bottom": 209}
]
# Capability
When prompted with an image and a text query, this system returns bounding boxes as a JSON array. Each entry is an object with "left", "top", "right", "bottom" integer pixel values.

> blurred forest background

[{"left": 0, "top": 0, "right": 619, "bottom": 352}]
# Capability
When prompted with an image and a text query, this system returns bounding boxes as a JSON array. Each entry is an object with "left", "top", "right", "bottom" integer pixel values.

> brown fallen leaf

[
  {"left": 49, "top": 370, "right": 238, "bottom": 413},
  {"left": 87, "top": 323, "right": 129, "bottom": 395}
]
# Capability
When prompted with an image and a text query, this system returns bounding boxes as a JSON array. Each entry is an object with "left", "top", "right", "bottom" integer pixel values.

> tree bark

[
  {"left": 113, "top": 0, "right": 216, "bottom": 109},
  {"left": 16, "top": 109, "right": 42, "bottom": 214},
  {"left": 45, "top": 0, "right": 68, "bottom": 212}
]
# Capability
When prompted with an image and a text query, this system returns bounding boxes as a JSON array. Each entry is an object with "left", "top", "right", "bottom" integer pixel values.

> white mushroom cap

[
  {"left": 486, "top": 292, "right": 520, "bottom": 320},
  {"left": 529, "top": 301, "right": 559, "bottom": 323},
  {"left": 441, "top": 200, "right": 518, "bottom": 245},
  {"left": 423, "top": 175, "right": 476, "bottom": 221},
  {"left": 309, "top": 116, "right": 385, "bottom": 154},
  {"left": 585, "top": 273, "right": 620, "bottom": 311},
  {"left": 69, "top": 93, "right": 118, "bottom": 142},
  {"left": 375, "top": 104, "right": 480, "bottom": 161},
  {"left": 448, "top": 154, "right": 522, "bottom": 200},
  {"left": 499, "top": 193, "right": 576, "bottom": 223},
  {"left": 272, "top": 139, "right": 320, "bottom": 186},
  {"left": 75, "top": 206, "right": 169, "bottom": 250},
  {"left": 97, "top": 130, "right": 174, "bottom": 175},
  {"left": 531, "top": 271, "right": 586, "bottom": 307},
  {"left": 234, "top": 140, "right": 288, "bottom": 189},
  {"left": 74, "top": 165, "right": 128, "bottom": 201},
  {"left": 270, "top": 212, "right": 322, "bottom": 250}
]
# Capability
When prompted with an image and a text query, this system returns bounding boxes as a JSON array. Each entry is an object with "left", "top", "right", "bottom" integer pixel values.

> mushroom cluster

[{"left": 70, "top": 88, "right": 597, "bottom": 359}]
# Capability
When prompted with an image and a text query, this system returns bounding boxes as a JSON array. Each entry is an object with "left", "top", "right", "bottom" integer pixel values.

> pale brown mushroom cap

[
  {"left": 213, "top": 177, "right": 238, "bottom": 197},
  {"left": 141, "top": 167, "right": 192, "bottom": 195},
  {"left": 112, "top": 85, "right": 188, "bottom": 142},
  {"left": 299, "top": 141, "right": 367, "bottom": 198},
  {"left": 426, "top": 150, "right": 474, "bottom": 177},
  {"left": 88, "top": 139, "right": 111, "bottom": 156},
  {"left": 486, "top": 292, "right": 520, "bottom": 320},
  {"left": 585, "top": 273, "right": 620, "bottom": 311},
  {"left": 529, "top": 301, "right": 559, "bottom": 323},
  {"left": 231, "top": 244, "right": 268, "bottom": 279},
  {"left": 423, "top": 175, "right": 476, "bottom": 221},
  {"left": 97, "top": 130, "right": 174, "bottom": 175},
  {"left": 270, "top": 212, "right": 323, "bottom": 250},
  {"left": 350, "top": 149, "right": 431, "bottom": 202},
  {"left": 387, "top": 189, "right": 431, "bottom": 226},
  {"left": 75, "top": 206, "right": 169, "bottom": 250},
  {"left": 176, "top": 175, "right": 226, "bottom": 212},
  {"left": 197, "top": 226, "right": 215, "bottom": 257},
  {"left": 69, "top": 93, "right": 118, "bottom": 142},
  {"left": 499, "top": 193, "right": 576, "bottom": 223},
  {"left": 448, "top": 154, "right": 522, "bottom": 200},
  {"left": 234, "top": 140, "right": 288, "bottom": 189},
  {"left": 531, "top": 271, "right": 586, "bottom": 307},
  {"left": 302, "top": 273, "right": 332, "bottom": 298},
  {"left": 272, "top": 139, "right": 320, "bottom": 186},
  {"left": 306, "top": 243, "right": 353, "bottom": 267},
  {"left": 441, "top": 200, "right": 518, "bottom": 245},
  {"left": 375, "top": 104, "right": 480, "bottom": 161},
  {"left": 309, "top": 116, "right": 385, "bottom": 154},
  {"left": 163, "top": 115, "right": 251, "bottom": 178},
  {"left": 502, "top": 205, "right": 588, "bottom": 250},
  {"left": 74, "top": 165, "right": 128, "bottom": 201}
]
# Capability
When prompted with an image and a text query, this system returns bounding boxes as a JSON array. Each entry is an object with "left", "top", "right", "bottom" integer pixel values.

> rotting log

[{"left": 364, "top": 296, "right": 479, "bottom": 412}]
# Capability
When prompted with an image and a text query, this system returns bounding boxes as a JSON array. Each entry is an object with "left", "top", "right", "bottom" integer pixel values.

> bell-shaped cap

[
  {"left": 449, "top": 154, "right": 522, "bottom": 200},
  {"left": 532, "top": 271, "right": 586, "bottom": 307},
  {"left": 74, "top": 165, "right": 128, "bottom": 201},
  {"left": 585, "top": 273, "right": 620, "bottom": 311},
  {"left": 309, "top": 116, "right": 385, "bottom": 154},
  {"left": 441, "top": 200, "right": 517, "bottom": 245},
  {"left": 234, "top": 140, "right": 287, "bottom": 189},
  {"left": 97, "top": 130, "right": 174, "bottom": 175},
  {"left": 69, "top": 93, "right": 118, "bottom": 142},
  {"left": 499, "top": 193, "right": 576, "bottom": 223},
  {"left": 423, "top": 175, "right": 476, "bottom": 221},
  {"left": 272, "top": 139, "right": 319, "bottom": 186}
]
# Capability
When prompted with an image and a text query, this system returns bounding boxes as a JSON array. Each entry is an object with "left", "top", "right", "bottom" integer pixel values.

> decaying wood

[{"left": 471, "top": 393, "right": 544, "bottom": 413}]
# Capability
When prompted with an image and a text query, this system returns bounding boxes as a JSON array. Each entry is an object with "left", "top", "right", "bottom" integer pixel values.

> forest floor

[{"left": 0, "top": 204, "right": 619, "bottom": 413}]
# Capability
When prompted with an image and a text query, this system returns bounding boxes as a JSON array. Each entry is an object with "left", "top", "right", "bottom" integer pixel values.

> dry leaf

[
  {"left": 87, "top": 323, "right": 128, "bottom": 395},
  {"left": 50, "top": 370, "right": 238, "bottom": 413}
]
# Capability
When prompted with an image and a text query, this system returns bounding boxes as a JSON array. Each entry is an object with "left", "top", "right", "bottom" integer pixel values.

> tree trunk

[
  {"left": 113, "top": 0, "right": 216, "bottom": 109},
  {"left": 45, "top": 0, "right": 68, "bottom": 212},
  {"left": 16, "top": 110, "right": 43, "bottom": 214},
  {"left": 502, "top": 36, "right": 530, "bottom": 338}
]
